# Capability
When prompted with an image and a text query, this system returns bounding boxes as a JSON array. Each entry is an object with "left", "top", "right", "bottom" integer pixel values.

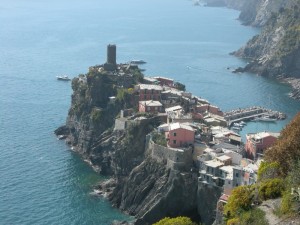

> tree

[{"left": 264, "top": 112, "right": 300, "bottom": 175}]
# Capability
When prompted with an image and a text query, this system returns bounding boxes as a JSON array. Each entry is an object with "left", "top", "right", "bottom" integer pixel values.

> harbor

[{"left": 224, "top": 106, "right": 286, "bottom": 127}]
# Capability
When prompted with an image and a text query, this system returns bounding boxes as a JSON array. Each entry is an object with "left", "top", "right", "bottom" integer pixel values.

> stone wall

[{"left": 146, "top": 135, "right": 193, "bottom": 171}]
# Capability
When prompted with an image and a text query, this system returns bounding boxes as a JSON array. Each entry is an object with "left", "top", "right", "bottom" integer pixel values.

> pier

[{"left": 224, "top": 106, "right": 286, "bottom": 126}]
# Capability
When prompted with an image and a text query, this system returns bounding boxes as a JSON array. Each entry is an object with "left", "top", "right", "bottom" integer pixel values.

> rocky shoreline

[
  {"left": 206, "top": 0, "right": 300, "bottom": 100},
  {"left": 282, "top": 77, "right": 300, "bottom": 100}
]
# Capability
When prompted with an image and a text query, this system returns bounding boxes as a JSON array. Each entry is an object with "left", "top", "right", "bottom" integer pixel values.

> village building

[
  {"left": 153, "top": 76, "right": 174, "bottom": 87},
  {"left": 204, "top": 114, "right": 227, "bottom": 127},
  {"left": 195, "top": 104, "right": 224, "bottom": 116},
  {"left": 136, "top": 84, "right": 163, "bottom": 101},
  {"left": 166, "top": 123, "right": 195, "bottom": 148},
  {"left": 210, "top": 126, "right": 242, "bottom": 146},
  {"left": 245, "top": 131, "right": 280, "bottom": 159},
  {"left": 139, "top": 100, "right": 163, "bottom": 113},
  {"left": 143, "top": 76, "right": 159, "bottom": 85}
]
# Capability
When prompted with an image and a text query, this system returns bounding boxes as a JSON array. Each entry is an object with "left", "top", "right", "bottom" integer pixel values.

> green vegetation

[
  {"left": 258, "top": 178, "right": 284, "bottom": 200},
  {"left": 223, "top": 113, "right": 300, "bottom": 223},
  {"left": 116, "top": 88, "right": 134, "bottom": 108},
  {"left": 152, "top": 132, "right": 167, "bottom": 147},
  {"left": 174, "top": 81, "right": 186, "bottom": 91},
  {"left": 153, "top": 216, "right": 197, "bottom": 225},
  {"left": 91, "top": 108, "right": 102, "bottom": 123},
  {"left": 224, "top": 185, "right": 255, "bottom": 219},
  {"left": 264, "top": 113, "right": 300, "bottom": 176},
  {"left": 257, "top": 161, "right": 280, "bottom": 181},
  {"left": 132, "top": 68, "right": 144, "bottom": 83},
  {"left": 238, "top": 208, "right": 268, "bottom": 225}
]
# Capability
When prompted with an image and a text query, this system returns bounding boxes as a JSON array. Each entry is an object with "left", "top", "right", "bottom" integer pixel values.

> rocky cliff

[
  {"left": 234, "top": 3, "right": 300, "bottom": 79},
  {"left": 206, "top": 0, "right": 300, "bottom": 99}
]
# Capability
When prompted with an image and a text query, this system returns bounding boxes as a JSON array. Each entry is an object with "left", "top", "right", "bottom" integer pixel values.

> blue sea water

[{"left": 0, "top": 0, "right": 299, "bottom": 224}]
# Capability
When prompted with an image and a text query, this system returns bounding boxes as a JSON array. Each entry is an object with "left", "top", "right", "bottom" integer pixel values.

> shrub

[
  {"left": 224, "top": 185, "right": 254, "bottom": 219},
  {"left": 153, "top": 216, "right": 197, "bottom": 225},
  {"left": 238, "top": 208, "right": 268, "bottom": 225},
  {"left": 152, "top": 132, "right": 167, "bottom": 147},
  {"left": 257, "top": 161, "right": 280, "bottom": 181},
  {"left": 258, "top": 178, "right": 284, "bottom": 200}
]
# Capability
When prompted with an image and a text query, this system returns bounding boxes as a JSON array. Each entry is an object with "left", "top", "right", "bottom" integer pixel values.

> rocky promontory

[{"left": 55, "top": 60, "right": 222, "bottom": 224}]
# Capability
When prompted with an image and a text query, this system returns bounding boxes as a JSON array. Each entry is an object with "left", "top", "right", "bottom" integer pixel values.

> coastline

[{"left": 282, "top": 77, "right": 300, "bottom": 100}]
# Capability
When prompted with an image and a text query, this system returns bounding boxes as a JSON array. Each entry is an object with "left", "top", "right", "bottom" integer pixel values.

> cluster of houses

[
  {"left": 111, "top": 73, "right": 281, "bottom": 222},
  {"left": 96, "top": 45, "right": 281, "bottom": 222}
]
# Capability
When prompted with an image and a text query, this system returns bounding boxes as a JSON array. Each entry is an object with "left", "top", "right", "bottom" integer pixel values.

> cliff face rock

[
  {"left": 101, "top": 158, "right": 199, "bottom": 225},
  {"left": 197, "top": 183, "right": 222, "bottom": 225},
  {"left": 234, "top": 5, "right": 300, "bottom": 78}
]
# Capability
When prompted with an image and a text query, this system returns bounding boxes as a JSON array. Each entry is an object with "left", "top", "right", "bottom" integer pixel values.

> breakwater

[{"left": 224, "top": 106, "right": 286, "bottom": 126}]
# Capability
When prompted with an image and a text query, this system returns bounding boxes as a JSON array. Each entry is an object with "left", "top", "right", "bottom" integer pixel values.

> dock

[{"left": 224, "top": 106, "right": 286, "bottom": 126}]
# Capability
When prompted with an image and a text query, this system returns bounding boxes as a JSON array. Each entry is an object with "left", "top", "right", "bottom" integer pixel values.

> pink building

[
  {"left": 154, "top": 76, "right": 174, "bottom": 87},
  {"left": 139, "top": 100, "right": 163, "bottom": 113},
  {"left": 245, "top": 132, "right": 280, "bottom": 159},
  {"left": 166, "top": 123, "right": 195, "bottom": 148},
  {"left": 137, "top": 84, "right": 163, "bottom": 101}
]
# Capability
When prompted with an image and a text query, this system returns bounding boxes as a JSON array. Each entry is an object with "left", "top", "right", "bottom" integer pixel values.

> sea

[{"left": 0, "top": 0, "right": 299, "bottom": 224}]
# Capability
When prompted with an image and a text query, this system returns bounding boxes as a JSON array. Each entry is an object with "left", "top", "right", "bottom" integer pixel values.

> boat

[
  {"left": 258, "top": 116, "right": 277, "bottom": 122},
  {"left": 232, "top": 126, "right": 241, "bottom": 131},
  {"left": 233, "top": 122, "right": 243, "bottom": 127},
  {"left": 252, "top": 116, "right": 277, "bottom": 122},
  {"left": 56, "top": 75, "right": 71, "bottom": 81},
  {"left": 130, "top": 60, "right": 146, "bottom": 64},
  {"left": 240, "top": 121, "right": 246, "bottom": 125}
]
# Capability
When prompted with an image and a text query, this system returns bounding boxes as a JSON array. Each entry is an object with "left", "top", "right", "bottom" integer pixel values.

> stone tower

[
  {"left": 107, "top": 44, "right": 116, "bottom": 65},
  {"left": 104, "top": 44, "right": 117, "bottom": 71}
]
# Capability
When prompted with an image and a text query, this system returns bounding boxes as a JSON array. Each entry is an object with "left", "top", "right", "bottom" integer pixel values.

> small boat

[
  {"left": 258, "top": 116, "right": 277, "bottom": 122},
  {"left": 240, "top": 121, "right": 246, "bottom": 125},
  {"left": 232, "top": 126, "right": 241, "bottom": 131},
  {"left": 130, "top": 60, "right": 146, "bottom": 64},
  {"left": 233, "top": 122, "right": 243, "bottom": 127},
  {"left": 56, "top": 75, "right": 71, "bottom": 81}
]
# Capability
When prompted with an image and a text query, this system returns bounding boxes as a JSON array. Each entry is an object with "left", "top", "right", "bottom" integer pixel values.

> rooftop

[
  {"left": 169, "top": 122, "right": 195, "bottom": 132},
  {"left": 165, "top": 105, "right": 183, "bottom": 113},
  {"left": 205, "top": 160, "right": 224, "bottom": 168},
  {"left": 153, "top": 76, "right": 174, "bottom": 81},
  {"left": 247, "top": 131, "right": 280, "bottom": 140},
  {"left": 139, "top": 100, "right": 162, "bottom": 107},
  {"left": 217, "top": 155, "right": 232, "bottom": 162},
  {"left": 138, "top": 84, "right": 163, "bottom": 91}
]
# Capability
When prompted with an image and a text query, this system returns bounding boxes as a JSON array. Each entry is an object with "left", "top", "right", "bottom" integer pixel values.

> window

[
  {"left": 236, "top": 173, "right": 239, "bottom": 177},
  {"left": 173, "top": 132, "right": 177, "bottom": 136},
  {"left": 155, "top": 107, "right": 158, "bottom": 110},
  {"left": 147, "top": 107, "right": 151, "bottom": 111},
  {"left": 173, "top": 140, "right": 176, "bottom": 144}
]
